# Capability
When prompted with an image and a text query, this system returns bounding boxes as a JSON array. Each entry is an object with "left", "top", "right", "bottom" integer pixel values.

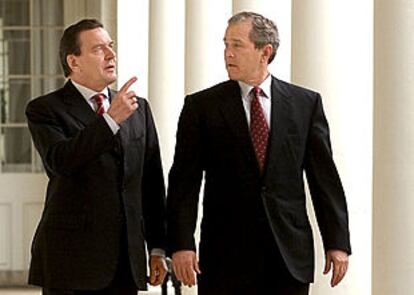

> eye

[{"left": 93, "top": 45, "right": 104, "bottom": 52}]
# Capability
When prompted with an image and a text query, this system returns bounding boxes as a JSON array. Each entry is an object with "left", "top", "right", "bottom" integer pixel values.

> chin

[
  {"left": 227, "top": 73, "right": 239, "bottom": 81},
  {"left": 106, "top": 75, "right": 117, "bottom": 84},
  {"left": 226, "top": 68, "right": 239, "bottom": 79}
]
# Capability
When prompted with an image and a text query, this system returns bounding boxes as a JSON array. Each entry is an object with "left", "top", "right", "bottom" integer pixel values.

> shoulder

[
  {"left": 189, "top": 80, "right": 236, "bottom": 98},
  {"left": 274, "top": 78, "right": 320, "bottom": 99},
  {"left": 185, "top": 80, "right": 238, "bottom": 106},
  {"left": 135, "top": 95, "right": 149, "bottom": 107},
  {"left": 26, "top": 83, "right": 68, "bottom": 113}
]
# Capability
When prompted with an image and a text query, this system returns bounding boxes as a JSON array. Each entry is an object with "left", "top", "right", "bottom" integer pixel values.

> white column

[
  {"left": 232, "top": 0, "right": 292, "bottom": 81},
  {"left": 292, "top": 1, "right": 373, "bottom": 294},
  {"left": 117, "top": 0, "right": 149, "bottom": 97},
  {"left": 185, "top": 0, "right": 232, "bottom": 94},
  {"left": 148, "top": 0, "right": 186, "bottom": 175},
  {"left": 373, "top": 1, "right": 414, "bottom": 294}
]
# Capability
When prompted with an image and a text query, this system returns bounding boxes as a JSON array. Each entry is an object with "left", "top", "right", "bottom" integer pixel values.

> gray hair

[{"left": 228, "top": 11, "right": 280, "bottom": 64}]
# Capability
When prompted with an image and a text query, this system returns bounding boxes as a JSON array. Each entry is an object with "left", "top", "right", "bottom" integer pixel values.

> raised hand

[{"left": 107, "top": 76, "right": 138, "bottom": 124}]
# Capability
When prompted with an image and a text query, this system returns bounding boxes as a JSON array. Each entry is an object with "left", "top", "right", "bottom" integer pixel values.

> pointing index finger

[{"left": 119, "top": 76, "right": 137, "bottom": 94}]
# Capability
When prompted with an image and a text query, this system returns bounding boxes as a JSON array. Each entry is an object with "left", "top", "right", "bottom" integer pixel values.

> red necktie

[
  {"left": 92, "top": 93, "right": 106, "bottom": 115},
  {"left": 250, "top": 87, "right": 269, "bottom": 173}
]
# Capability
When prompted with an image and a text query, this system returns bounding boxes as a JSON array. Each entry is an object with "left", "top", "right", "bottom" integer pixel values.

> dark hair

[
  {"left": 59, "top": 19, "right": 104, "bottom": 77},
  {"left": 228, "top": 12, "right": 280, "bottom": 64}
]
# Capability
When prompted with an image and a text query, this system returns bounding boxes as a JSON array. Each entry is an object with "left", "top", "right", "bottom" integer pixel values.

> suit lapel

[
  {"left": 62, "top": 80, "right": 98, "bottom": 126},
  {"left": 264, "top": 77, "right": 292, "bottom": 179},
  {"left": 62, "top": 82, "right": 138, "bottom": 156},
  {"left": 218, "top": 81, "right": 258, "bottom": 172}
]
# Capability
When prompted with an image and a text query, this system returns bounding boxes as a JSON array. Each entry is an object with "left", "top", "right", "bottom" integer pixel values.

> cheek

[{"left": 247, "top": 56, "right": 260, "bottom": 68}]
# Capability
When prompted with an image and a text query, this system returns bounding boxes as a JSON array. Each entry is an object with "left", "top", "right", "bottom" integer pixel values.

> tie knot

[
  {"left": 252, "top": 87, "right": 264, "bottom": 98},
  {"left": 92, "top": 93, "right": 106, "bottom": 103},
  {"left": 92, "top": 93, "right": 106, "bottom": 115}
]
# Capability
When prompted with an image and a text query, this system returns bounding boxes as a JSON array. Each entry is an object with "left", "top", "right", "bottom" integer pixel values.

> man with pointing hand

[{"left": 26, "top": 19, "right": 167, "bottom": 295}]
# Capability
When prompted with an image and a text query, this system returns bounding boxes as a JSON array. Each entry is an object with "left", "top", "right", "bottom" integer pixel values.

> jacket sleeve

[
  {"left": 304, "top": 93, "right": 352, "bottom": 254},
  {"left": 166, "top": 95, "right": 204, "bottom": 254},
  {"left": 141, "top": 99, "right": 167, "bottom": 252}
]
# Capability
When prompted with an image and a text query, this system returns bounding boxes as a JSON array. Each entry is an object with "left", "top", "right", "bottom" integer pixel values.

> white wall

[{"left": 0, "top": 175, "right": 47, "bottom": 271}]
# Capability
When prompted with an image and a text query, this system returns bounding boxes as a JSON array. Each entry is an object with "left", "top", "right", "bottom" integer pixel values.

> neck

[{"left": 244, "top": 70, "right": 269, "bottom": 87}]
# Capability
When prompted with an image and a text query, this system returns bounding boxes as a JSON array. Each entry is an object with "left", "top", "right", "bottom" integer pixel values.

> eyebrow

[
  {"left": 223, "top": 37, "right": 244, "bottom": 43},
  {"left": 91, "top": 41, "right": 114, "bottom": 49}
]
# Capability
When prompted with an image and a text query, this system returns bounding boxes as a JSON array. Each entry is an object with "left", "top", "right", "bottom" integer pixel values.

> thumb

[
  {"left": 193, "top": 256, "right": 201, "bottom": 274},
  {"left": 149, "top": 267, "right": 157, "bottom": 284},
  {"left": 324, "top": 254, "right": 332, "bottom": 275}
]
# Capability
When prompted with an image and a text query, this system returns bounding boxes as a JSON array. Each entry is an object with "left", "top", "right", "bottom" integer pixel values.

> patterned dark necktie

[
  {"left": 250, "top": 87, "right": 269, "bottom": 173},
  {"left": 92, "top": 93, "right": 106, "bottom": 115}
]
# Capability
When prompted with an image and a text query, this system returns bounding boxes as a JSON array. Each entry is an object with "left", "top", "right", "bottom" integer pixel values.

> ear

[
  {"left": 67, "top": 54, "right": 81, "bottom": 73},
  {"left": 261, "top": 44, "right": 273, "bottom": 63}
]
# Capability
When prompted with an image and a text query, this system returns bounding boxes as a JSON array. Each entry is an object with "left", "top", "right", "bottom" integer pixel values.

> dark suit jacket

[
  {"left": 26, "top": 80, "right": 166, "bottom": 290},
  {"left": 167, "top": 77, "right": 351, "bottom": 284}
]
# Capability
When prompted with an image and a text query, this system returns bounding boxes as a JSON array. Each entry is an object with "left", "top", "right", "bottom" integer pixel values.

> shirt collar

[
  {"left": 238, "top": 74, "right": 272, "bottom": 99},
  {"left": 71, "top": 80, "right": 110, "bottom": 101}
]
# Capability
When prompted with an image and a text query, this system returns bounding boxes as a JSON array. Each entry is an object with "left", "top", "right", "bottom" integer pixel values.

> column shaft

[
  {"left": 148, "top": 0, "right": 186, "bottom": 171},
  {"left": 292, "top": 1, "right": 373, "bottom": 294},
  {"left": 117, "top": 0, "right": 149, "bottom": 96},
  {"left": 185, "top": 0, "right": 232, "bottom": 94},
  {"left": 373, "top": 1, "right": 414, "bottom": 294}
]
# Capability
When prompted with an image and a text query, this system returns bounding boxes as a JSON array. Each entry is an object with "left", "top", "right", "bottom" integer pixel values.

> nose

[
  {"left": 224, "top": 47, "right": 234, "bottom": 58},
  {"left": 105, "top": 46, "right": 116, "bottom": 59}
]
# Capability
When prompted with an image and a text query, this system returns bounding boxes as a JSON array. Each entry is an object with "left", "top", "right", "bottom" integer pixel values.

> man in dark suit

[
  {"left": 167, "top": 11, "right": 351, "bottom": 295},
  {"left": 26, "top": 19, "right": 167, "bottom": 294}
]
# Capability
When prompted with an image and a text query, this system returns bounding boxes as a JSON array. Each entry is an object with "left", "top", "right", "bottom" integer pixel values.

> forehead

[
  {"left": 224, "top": 20, "right": 252, "bottom": 41},
  {"left": 78, "top": 27, "right": 112, "bottom": 47}
]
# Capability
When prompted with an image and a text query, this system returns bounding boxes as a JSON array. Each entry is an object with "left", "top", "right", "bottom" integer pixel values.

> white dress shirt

[
  {"left": 71, "top": 80, "right": 120, "bottom": 135},
  {"left": 238, "top": 74, "right": 272, "bottom": 128}
]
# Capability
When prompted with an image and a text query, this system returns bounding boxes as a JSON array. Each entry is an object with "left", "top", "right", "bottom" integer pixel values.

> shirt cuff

[
  {"left": 102, "top": 113, "right": 120, "bottom": 134},
  {"left": 150, "top": 248, "right": 166, "bottom": 257}
]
